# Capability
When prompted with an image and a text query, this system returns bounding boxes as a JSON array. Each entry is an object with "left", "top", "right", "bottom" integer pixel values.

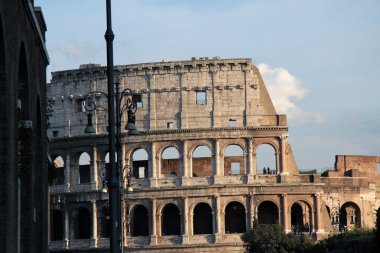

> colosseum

[{"left": 47, "top": 57, "right": 380, "bottom": 253}]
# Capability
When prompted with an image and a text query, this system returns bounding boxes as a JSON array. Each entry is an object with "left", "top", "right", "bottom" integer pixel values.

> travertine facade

[{"left": 47, "top": 58, "right": 380, "bottom": 253}]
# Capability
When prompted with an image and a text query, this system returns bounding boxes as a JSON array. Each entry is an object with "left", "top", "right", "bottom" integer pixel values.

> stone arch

[
  {"left": 225, "top": 201, "right": 246, "bottom": 233},
  {"left": 79, "top": 152, "right": 91, "bottom": 184},
  {"left": 257, "top": 200, "right": 279, "bottom": 224},
  {"left": 192, "top": 145, "right": 212, "bottom": 177},
  {"left": 131, "top": 204, "right": 149, "bottom": 236},
  {"left": 290, "top": 201, "right": 312, "bottom": 233},
  {"left": 74, "top": 207, "right": 91, "bottom": 239},
  {"left": 255, "top": 143, "right": 277, "bottom": 175},
  {"left": 161, "top": 146, "right": 180, "bottom": 177},
  {"left": 340, "top": 201, "right": 361, "bottom": 229},
  {"left": 131, "top": 148, "right": 149, "bottom": 179},
  {"left": 53, "top": 156, "right": 65, "bottom": 185},
  {"left": 100, "top": 205, "right": 110, "bottom": 238},
  {"left": 161, "top": 203, "right": 181, "bottom": 236},
  {"left": 50, "top": 209, "right": 64, "bottom": 241},
  {"left": 224, "top": 144, "right": 245, "bottom": 176},
  {"left": 193, "top": 202, "right": 213, "bottom": 235}
]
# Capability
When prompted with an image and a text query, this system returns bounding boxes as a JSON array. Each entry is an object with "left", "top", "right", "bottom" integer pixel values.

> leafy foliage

[
  {"left": 242, "top": 221, "right": 313, "bottom": 253},
  {"left": 374, "top": 207, "right": 380, "bottom": 252}
]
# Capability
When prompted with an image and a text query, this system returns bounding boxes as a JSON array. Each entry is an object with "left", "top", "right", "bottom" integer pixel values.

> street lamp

[{"left": 82, "top": 2, "right": 141, "bottom": 252}]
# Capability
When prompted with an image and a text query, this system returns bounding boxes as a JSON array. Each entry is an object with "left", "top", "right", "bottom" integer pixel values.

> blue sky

[{"left": 36, "top": 0, "right": 380, "bottom": 171}]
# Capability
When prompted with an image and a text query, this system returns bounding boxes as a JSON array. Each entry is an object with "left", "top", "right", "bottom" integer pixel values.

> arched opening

[
  {"left": 50, "top": 209, "right": 64, "bottom": 241},
  {"left": 162, "top": 204, "right": 181, "bottom": 235},
  {"left": 132, "top": 205, "right": 149, "bottom": 236},
  {"left": 79, "top": 152, "right": 91, "bottom": 184},
  {"left": 75, "top": 208, "right": 91, "bottom": 239},
  {"left": 132, "top": 149, "right": 148, "bottom": 179},
  {"left": 192, "top": 146, "right": 212, "bottom": 177},
  {"left": 256, "top": 144, "right": 277, "bottom": 175},
  {"left": 100, "top": 206, "right": 110, "bottom": 238},
  {"left": 340, "top": 202, "right": 361, "bottom": 230},
  {"left": 53, "top": 156, "right": 65, "bottom": 185},
  {"left": 224, "top": 145, "right": 245, "bottom": 176},
  {"left": 225, "top": 202, "right": 246, "bottom": 233},
  {"left": 193, "top": 203, "right": 213, "bottom": 235},
  {"left": 161, "top": 147, "right": 180, "bottom": 177},
  {"left": 258, "top": 201, "right": 279, "bottom": 224}
]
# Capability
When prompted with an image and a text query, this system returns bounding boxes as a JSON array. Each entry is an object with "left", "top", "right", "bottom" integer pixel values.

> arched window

[
  {"left": 340, "top": 202, "right": 361, "bottom": 229},
  {"left": 256, "top": 144, "right": 277, "bottom": 175},
  {"left": 50, "top": 209, "right": 64, "bottom": 241},
  {"left": 162, "top": 204, "right": 181, "bottom": 235},
  {"left": 193, "top": 203, "right": 213, "bottom": 234},
  {"left": 132, "top": 205, "right": 149, "bottom": 236},
  {"left": 291, "top": 201, "right": 312, "bottom": 233},
  {"left": 192, "top": 146, "right": 212, "bottom": 177},
  {"left": 224, "top": 145, "right": 244, "bottom": 176},
  {"left": 53, "top": 156, "right": 65, "bottom": 185},
  {"left": 74, "top": 208, "right": 91, "bottom": 239},
  {"left": 257, "top": 201, "right": 278, "bottom": 224},
  {"left": 132, "top": 149, "right": 148, "bottom": 179},
  {"left": 79, "top": 152, "right": 91, "bottom": 184},
  {"left": 225, "top": 202, "right": 246, "bottom": 233},
  {"left": 291, "top": 203, "right": 303, "bottom": 228},
  {"left": 161, "top": 147, "right": 180, "bottom": 177},
  {"left": 100, "top": 206, "right": 110, "bottom": 238}
]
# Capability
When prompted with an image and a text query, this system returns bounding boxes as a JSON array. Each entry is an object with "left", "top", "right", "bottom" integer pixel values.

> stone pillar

[
  {"left": 182, "top": 197, "right": 189, "bottom": 244},
  {"left": 314, "top": 194, "right": 324, "bottom": 235},
  {"left": 150, "top": 199, "right": 157, "bottom": 245},
  {"left": 148, "top": 74, "right": 156, "bottom": 130},
  {"left": 249, "top": 193, "right": 255, "bottom": 226},
  {"left": 281, "top": 194, "right": 291, "bottom": 233},
  {"left": 210, "top": 69, "right": 219, "bottom": 127},
  {"left": 280, "top": 135, "right": 288, "bottom": 175},
  {"left": 149, "top": 142, "right": 158, "bottom": 187},
  {"left": 63, "top": 206, "right": 69, "bottom": 248},
  {"left": 213, "top": 139, "right": 222, "bottom": 184},
  {"left": 179, "top": 72, "right": 188, "bottom": 128},
  {"left": 91, "top": 145, "right": 98, "bottom": 190},
  {"left": 214, "top": 195, "right": 223, "bottom": 242},
  {"left": 64, "top": 151, "right": 71, "bottom": 191},
  {"left": 91, "top": 200, "right": 98, "bottom": 247},
  {"left": 181, "top": 140, "right": 190, "bottom": 186},
  {"left": 247, "top": 138, "right": 256, "bottom": 183}
]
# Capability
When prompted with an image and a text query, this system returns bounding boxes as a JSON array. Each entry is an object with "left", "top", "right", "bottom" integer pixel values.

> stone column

[
  {"left": 64, "top": 151, "right": 71, "bottom": 191},
  {"left": 179, "top": 72, "right": 188, "bottom": 128},
  {"left": 181, "top": 140, "right": 190, "bottom": 186},
  {"left": 249, "top": 193, "right": 255, "bottom": 226},
  {"left": 64, "top": 206, "right": 69, "bottom": 248},
  {"left": 150, "top": 199, "right": 157, "bottom": 245},
  {"left": 91, "top": 145, "right": 98, "bottom": 190},
  {"left": 247, "top": 138, "right": 256, "bottom": 183},
  {"left": 280, "top": 135, "right": 288, "bottom": 175},
  {"left": 182, "top": 197, "right": 189, "bottom": 244},
  {"left": 314, "top": 194, "right": 324, "bottom": 236},
  {"left": 210, "top": 69, "right": 218, "bottom": 127},
  {"left": 91, "top": 200, "right": 98, "bottom": 247},
  {"left": 281, "top": 194, "right": 291, "bottom": 233},
  {"left": 149, "top": 142, "right": 158, "bottom": 187},
  {"left": 148, "top": 74, "right": 156, "bottom": 130},
  {"left": 214, "top": 195, "right": 223, "bottom": 242},
  {"left": 213, "top": 139, "right": 222, "bottom": 184}
]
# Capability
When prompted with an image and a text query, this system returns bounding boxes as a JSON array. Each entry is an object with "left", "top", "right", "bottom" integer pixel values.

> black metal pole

[
  {"left": 115, "top": 79, "right": 123, "bottom": 252},
  {"left": 104, "top": 0, "right": 119, "bottom": 252}
]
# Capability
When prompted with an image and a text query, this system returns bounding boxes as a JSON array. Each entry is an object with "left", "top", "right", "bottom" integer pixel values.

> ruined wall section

[{"left": 47, "top": 58, "right": 286, "bottom": 139}]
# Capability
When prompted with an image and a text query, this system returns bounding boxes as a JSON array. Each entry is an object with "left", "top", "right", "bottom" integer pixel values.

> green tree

[
  {"left": 242, "top": 221, "right": 313, "bottom": 253},
  {"left": 375, "top": 207, "right": 380, "bottom": 252}
]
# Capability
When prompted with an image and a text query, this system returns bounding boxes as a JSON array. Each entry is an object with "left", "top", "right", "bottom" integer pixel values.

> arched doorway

[
  {"left": 132, "top": 149, "right": 149, "bottom": 179},
  {"left": 162, "top": 204, "right": 180, "bottom": 235},
  {"left": 258, "top": 201, "right": 279, "bottom": 224},
  {"left": 161, "top": 147, "right": 180, "bottom": 177},
  {"left": 75, "top": 208, "right": 91, "bottom": 239},
  {"left": 132, "top": 205, "right": 149, "bottom": 236},
  {"left": 193, "top": 203, "right": 213, "bottom": 234},
  {"left": 340, "top": 202, "right": 361, "bottom": 229},
  {"left": 225, "top": 201, "right": 246, "bottom": 233},
  {"left": 256, "top": 144, "right": 277, "bottom": 174},
  {"left": 79, "top": 152, "right": 91, "bottom": 184},
  {"left": 224, "top": 145, "right": 245, "bottom": 176},
  {"left": 192, "top": 146, "right": 212, "bottom": 177},
  {"left": 50, "top": 209, "right": 64, "bottom": 241}
]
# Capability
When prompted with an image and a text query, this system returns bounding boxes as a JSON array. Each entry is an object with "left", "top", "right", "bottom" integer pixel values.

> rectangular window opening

[
  {"left": 229, "top": 119, "right": 237, "bottom": 127},
  {"left": 231, "top": 162, "right": 240, "bottom": 175},
  {"left": 167, "top": 122, "right": 174, "bottom": 129},
  {"left": 138, "top": 167, "right": 145, "bottom": 179},
  {"left": 196, "top": 91, "right": 207, "bottom": 105},
  {"left": 136, "top": 101, "right": 143, "bottom": 108}
]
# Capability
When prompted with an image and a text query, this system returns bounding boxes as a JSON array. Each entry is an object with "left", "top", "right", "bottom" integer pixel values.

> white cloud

[{"left": 258, "top": 63, "right": 326, "bottom": 125}]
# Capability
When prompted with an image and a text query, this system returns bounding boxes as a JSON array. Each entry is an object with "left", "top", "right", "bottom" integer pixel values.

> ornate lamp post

[{"left": 82, "top": 2, "right": 141, "bottom": 251}]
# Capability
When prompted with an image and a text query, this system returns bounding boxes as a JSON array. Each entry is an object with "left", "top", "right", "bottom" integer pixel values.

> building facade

[
  {"left": 0, "top": 0, "right": 49, "bottom": 252},
  {"left": 47, "top": 58, "right": 380, "bottom": 253}
]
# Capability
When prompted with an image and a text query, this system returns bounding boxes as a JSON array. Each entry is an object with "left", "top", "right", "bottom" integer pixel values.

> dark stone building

[{"left": 0, "top": 0, "right": 49, "bottom": 252}]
